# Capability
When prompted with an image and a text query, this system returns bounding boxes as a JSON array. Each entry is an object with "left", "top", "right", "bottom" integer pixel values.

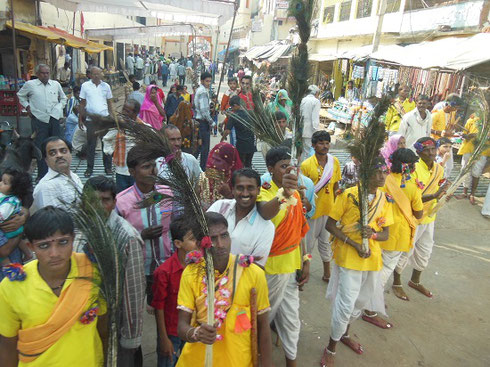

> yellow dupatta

[
  {"left": 17, "top": 253, "right": 94, "bottom": 362},
  {"left": 339, "top": 189, "right": 387, "bottom": 235},
  {"left": 420, "top": 163, "right": 443, "bottom": 222},
  {"left": 384, "top": 174, "right": 419, "bottom": 245}
]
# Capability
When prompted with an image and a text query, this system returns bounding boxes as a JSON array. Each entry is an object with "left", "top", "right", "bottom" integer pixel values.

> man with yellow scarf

[{"left": 0, "top": 207, "right": 106, "bottom": 367}]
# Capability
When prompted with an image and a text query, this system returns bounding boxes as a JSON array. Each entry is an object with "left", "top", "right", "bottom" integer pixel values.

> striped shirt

[{"left": 116, "top": 184, "right": 173, "bottom": 275}]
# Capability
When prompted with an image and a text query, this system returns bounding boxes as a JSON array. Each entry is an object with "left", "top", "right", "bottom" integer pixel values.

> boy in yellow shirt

[
  {"left": 320, "top": 157, "right": 393, "bottom": 366},
  {"left": 301, "top": 131, "right": 341, "bottom": 282},
  {"left": 394, "top": 137, "right": 448, "bottom": 300},
  {"left": 175, "top": 212, "right": 273, "bottom": 367},
  {"left": 430, "top": 96, "right": 462, "bottom": 140}
]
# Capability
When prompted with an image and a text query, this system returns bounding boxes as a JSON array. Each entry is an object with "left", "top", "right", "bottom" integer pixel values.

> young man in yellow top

[
  {"left": 394, "top": 137, "right": 448, "bottom": 300},
  {"left": 430, "top": 96, "right": 462, "bottom": 140},
  {"left": 320, "top": 157, "right": 393, "bottom": 367},
  {"left": 0, "top": 206, "right": 107, "bottom": 367},
  {"left": 457, "top": 114, "right": 489, "bottom": 204},
  {"left": 257, "top": 146, "right": 311, "bottom": 367},
  {"left": 301, "top": 131, "right": 341, "bottom": 282},
  {"left": 385, "top": 85, "right": 416, "bottom": 134},
  {"left": 176, "top": 212, "right": 273, "bottom": 367},
  {"left": 363, "top": 149, "right": 424, "bottom": 327}
]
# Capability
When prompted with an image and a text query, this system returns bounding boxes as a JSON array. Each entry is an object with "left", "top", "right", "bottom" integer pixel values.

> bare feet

[
  {"left": 362, "top": 313, "right": 393, "bottom": 329},
  {"left": 469, "top": 195, "right": 476, "bottom": 205},
  {"left": 392, "top": 284, "right": 410, "bottom": 301},
  {"left": 320, "top": 348, "right": 335, "bottom": 367},
  {"left": 322, "top": 275, "right": 330, "bottom": 283},
  {"left": 408, "top": 280, "right": 433, "bottom": 298},
  {"left": 340, "top": 335, "right": 363, "bottom": 354}
]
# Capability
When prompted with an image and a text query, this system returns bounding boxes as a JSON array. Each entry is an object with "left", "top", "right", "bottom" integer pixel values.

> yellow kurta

[
  {"left": 257, "top": 180, "right": 302, "bottom": 274},
  {"left": 300, "top": 154, "right": 341, "bottom": 219},
  {"left": 457, "top": 117, "right": 490, "bottom": 156},
  {"left": 0, "top": 253, "right": 105, "bottom": 367},
  {"left": 414, "top": 160, "right": 444, "bottom": 224},
  {"left": 431, "top": 109, "right": 456, "bottom": 140},
  {"left": 329, "top": 186, "right": 394, "bottom": 272},
  {"left": 176, "top": 255, "right": 270, "bottom": 367},
  {"left": 380, "top": 173, "right": 423, "bottom": 252},
  {"left": 385, "top": 98, "right": 416, "bottom": 132}
]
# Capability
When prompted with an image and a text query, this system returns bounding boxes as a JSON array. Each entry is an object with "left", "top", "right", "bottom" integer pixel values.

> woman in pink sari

[
  {"left": 380, "top": 134, "right": 406, "bottom": 168},
  {"left": 138, "top": 84, "right": 166, "bottom": 130}
]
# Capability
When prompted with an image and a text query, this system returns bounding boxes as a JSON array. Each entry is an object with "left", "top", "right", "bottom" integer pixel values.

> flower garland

[
  {"left": 202, "top": 274, "right": 231, "bottom": 341},
  {"left": 276, "top": 187, "right": 298, "bottom": 211},
  {"left": 2, "top": 263, "right": 26, "bottom": 281},
  {"left": 237, "top": 255, "right": 254, "bottom": 267},
  {"left": 415, "top": 179, "right": 425, "bottom": 190},
  {"left": 185, "top": 250, "right": 204, "bottom": 264}
]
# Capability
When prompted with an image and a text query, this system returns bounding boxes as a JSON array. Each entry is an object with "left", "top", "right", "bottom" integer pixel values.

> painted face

[
  {"left": 45, "top": 140, "right": 72, "bottom": 174},
  {"left": 209, "top": 223, "right": 231, "bottom": 264},
  {"left": 28, "top": 230, "right": 74, "bottom": 272},
  {"left": 232, "top": 175, "right": 259, "bottom": 211},
  {"left": 268, "top": 158, "right": 290, "bottom": 188}
]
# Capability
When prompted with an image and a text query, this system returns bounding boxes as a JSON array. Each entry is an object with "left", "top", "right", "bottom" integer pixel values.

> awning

[
  {"left": 6, "top": 21, "right": 112, "bottom": 53},
  {"left": 309, "top": 53, "right": 337, "bottom": 62},
  {"left": 243, "top": 41, "right": 293, "bottom": 63}
]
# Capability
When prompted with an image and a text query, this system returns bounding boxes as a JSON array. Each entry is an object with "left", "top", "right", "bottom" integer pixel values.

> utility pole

[
  {"left": 9, "top": 0, "right": 20, "bottom": 128},
  {"left": 372, "top": 0, "right": 388, "bottom": 53}
]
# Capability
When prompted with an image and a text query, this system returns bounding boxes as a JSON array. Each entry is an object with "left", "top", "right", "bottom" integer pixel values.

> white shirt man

[
  {"left": 398, "top": 97, "right": 432, "bottom": 150},
  {"left": 80, "top": 79, "right": 113, "bottom": 116},
  {"left": 126, "top": 54, "right": 135, "bottom": 74},
  {"left": 208, "top": 199, "right": 275, "bottom": 267},
  {"left": 300, "top": 85, "right": 321, "bottom": 158},
  {"left": 32, "top": 138, "right": 82, "bottom": 213},
  {"left": 135, "top": 55, "right": 144, "bottom": 70},
  {"left": 156, "top": 153, "right": 201, "bottom": 186}
]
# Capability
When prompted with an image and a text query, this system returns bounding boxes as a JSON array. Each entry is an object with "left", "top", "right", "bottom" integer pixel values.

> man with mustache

[{"left": 32, "top": 137, "right": 82, "bottom": 213}]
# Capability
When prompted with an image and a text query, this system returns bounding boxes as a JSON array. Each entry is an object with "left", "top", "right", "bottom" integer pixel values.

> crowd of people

[{"left": 0, "top": 59, "right": 488, "bottom": 367}]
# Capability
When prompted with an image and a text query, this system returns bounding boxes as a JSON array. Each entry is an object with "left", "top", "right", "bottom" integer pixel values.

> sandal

[
  {"left": 84, "top": 169, "right": 93, "bottom": 178},
  {"left": 362, "top": 312, "right": 393, "bottom": 329},
  {"left": 340, "top": 335, "right": 363, "bottom": 355},
  {"left": 320, "top": 347, "right": 335, "bottom": 367},
  {"left": 392, "top": 284, "right": 410, "bottom": 301},
  {"left": 469, "top": 195, "right": 476, "bottom": 205},
  {"left": 408, "top": 280, "right": 433, "bottom": 298},
  {"left": 322, "top": 276, "right": 330, "bottom": 283}
]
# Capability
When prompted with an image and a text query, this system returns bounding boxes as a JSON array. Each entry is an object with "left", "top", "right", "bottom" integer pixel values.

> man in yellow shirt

[
  {"left": 301, "top": 131, "right": 341, "bottom": 282},
  {"left": 320, "top": 157, "right": 393, "bottom": 367},
  {"left": 385, "top": 85, "right": 416, "bottom": 134},
  {"left": 430, "top": 97, "right": 462, "bottom": 140},
  {"left": 257, "top": 146, "right": 311, "bottom": 367},
  {"left": 394, "top": 137, "right": 448, "bottom": 300},
  {"left": 0, "top": 207, "right": 106, "bottom": 367},
  {"left": 457, "top": 115, "right": 489, "bottom": 204},
  {"left": 175, "top": 212, "right": 273, "bottom": 367}
]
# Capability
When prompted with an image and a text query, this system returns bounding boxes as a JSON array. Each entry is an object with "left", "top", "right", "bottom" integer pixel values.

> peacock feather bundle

[
  {"left": 347, "top": 97, "right": 390, "bottom": 252},
  {"left": 74, "top": 187, "right": 129, "bottom": 367},
  {"left": 90, "top": 115, "right": 216, "bottom": 366},
  {"left": 287, "top": 0, "right": 315, "bottom": 162}
]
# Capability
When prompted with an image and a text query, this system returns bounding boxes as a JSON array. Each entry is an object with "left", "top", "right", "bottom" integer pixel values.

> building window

[
  {"left": 135, "top": 16, "right": 146, "bottom": 25},
  {"left": 339, "top": 1, "right": 352, "bottom": 22},
  {"left": 386, "top": 0, "right": 401, "bottom": 13},
  {"left": 356, "top": 0, "right": 373, "bottom": 18},
  {"left": 405, "top": 0, "right": 450, "bottom": 12},
  {"left": 323, "top": 6, "right": 335, "bottom": 24}
]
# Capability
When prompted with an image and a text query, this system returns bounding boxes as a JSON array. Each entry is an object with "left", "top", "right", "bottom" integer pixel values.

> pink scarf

[
  {"left": 139, "top": 85, "right": 164, "bottom": 130},
  {"left": 381, "top": 134, "right": 402, "bottom": 168}
]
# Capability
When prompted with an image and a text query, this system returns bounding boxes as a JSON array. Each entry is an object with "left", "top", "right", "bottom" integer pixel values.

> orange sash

[
  {"left": 269, "top": 192, "right": 310, "bottom": 257},
  {"left": 384, "top": 175, "right": 419, "bottom": 245},
  {"left": 17, "top": 253, "right": 94, "bottom": 362}
]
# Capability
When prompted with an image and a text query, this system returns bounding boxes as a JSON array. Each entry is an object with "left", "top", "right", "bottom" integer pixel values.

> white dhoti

[
  {"left": 482, "top": 183, "right": 490, "bottom": 216},
  {"left": 396, "top": 222, "right": 435, "bottom": 273},
  {"left": 326, "top": 263, "right": 381, "bottom": 341},
  {"left": 301, "top": 137, "right": 312, "bottom": 162},
  {"left": 365, "top": 250, "right": 402, "bottom": 313},
  {"left": 462, "top": 154, "right": 487, "bottom": 188},
  {"left": 305, "top": 216, "right": 332, "bottom": 262},
  {"left": 267, "top": 272, "right": 300, "bottom": 360}
]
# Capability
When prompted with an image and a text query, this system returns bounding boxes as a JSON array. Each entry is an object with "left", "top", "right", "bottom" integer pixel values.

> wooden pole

[
  {"left": 9, "top": 0, "right": 20, "bottom": 128},
  {"left": 250, "top": 288, "right": 259, "bottom": 367},
  {"left": 215, "top": 0, "right": 239, "bottom": 99}
]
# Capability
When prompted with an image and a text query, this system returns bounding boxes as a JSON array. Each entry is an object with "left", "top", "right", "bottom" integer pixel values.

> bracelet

[
  {"left": 185, "top": 327, "right": 196, "bottom": 342},
  {"left": 303, "top": 254, "right": 312, "bottom": 262},
  {"left": 192, "top": 326, "right": 201, "bottom": 342}
]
